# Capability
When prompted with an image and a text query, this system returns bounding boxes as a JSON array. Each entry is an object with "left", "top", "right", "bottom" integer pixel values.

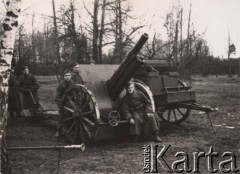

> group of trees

[
  {"left": 13, "top": 0, "right": 145, "bottom": 74},
  {"left": 5, "top": 0, "right": 238, "bottom": 77},
  {"left": 140, "top": 3, "right": 214, "bottom": 78}
]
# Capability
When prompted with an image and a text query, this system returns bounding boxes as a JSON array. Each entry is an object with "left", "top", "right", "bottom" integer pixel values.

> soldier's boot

[{"left": 153, "top": 131, "right": 162, "bottom": 142}]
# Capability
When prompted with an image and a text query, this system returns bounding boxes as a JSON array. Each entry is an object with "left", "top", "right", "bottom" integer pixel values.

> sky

[{"left": 1, "top": 0, "right": 240, "bottom": 58}]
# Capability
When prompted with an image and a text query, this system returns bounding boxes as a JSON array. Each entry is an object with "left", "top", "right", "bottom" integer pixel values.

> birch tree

[{"left": 0, "top": 0, "right": 21, "bottom": 172}]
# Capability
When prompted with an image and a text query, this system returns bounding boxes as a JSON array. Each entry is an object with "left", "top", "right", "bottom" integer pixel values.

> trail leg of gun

[{"left": 206, "top": 112, "right": 217, "bottom": 134}]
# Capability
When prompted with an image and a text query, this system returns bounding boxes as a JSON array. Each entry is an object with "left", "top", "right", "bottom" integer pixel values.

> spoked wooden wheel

[
  {"left": 60, "top": 84, "right": 99, "bottom": 143},
  {"left": 157, "top": 104, "right": 191, "bottom": 124}
]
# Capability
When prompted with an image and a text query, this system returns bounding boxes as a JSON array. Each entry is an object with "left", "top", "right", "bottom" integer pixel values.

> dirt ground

[{"left": 6, "top": 75, "right": 240, "bottom": 174}]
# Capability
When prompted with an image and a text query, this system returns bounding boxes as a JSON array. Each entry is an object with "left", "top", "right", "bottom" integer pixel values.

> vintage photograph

[{"left": 0, "top": 0, "right": 239, "bottom": 173}]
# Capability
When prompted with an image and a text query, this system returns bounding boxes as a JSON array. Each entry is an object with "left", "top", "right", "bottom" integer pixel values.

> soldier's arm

[
  {"left": 55, "top": 84, "right": 63, "bottom": 108},
  {"left": 78, "top": 74, "right": 84, "bottom": 85},
  {"left": 30, "top": 75, "right": 40, "bottom": 91}
]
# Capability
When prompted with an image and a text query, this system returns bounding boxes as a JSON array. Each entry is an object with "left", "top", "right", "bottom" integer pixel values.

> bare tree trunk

[
  {"left": 31, "top": 13, "right": 36, "bottom": 73},
  {"left": 173, "top": 21, "right": 179, "bottom": 66},
  {"left": 69, "top": 0, "right": 84, "bottom": 63},
  {"left": 228, "top": 32, "right": 232, "bottom": 77},
  {"left": 187, "top": 3, "right": 192, "bottom": 56},
  {"left": 52, "top": 0, "right": 61, "bottom": 81},
  {"left": 92, "top": 0, "right": 99, "bottom": 63},
  {"left": 43, "top": 19, "right": 49, "bottom": 64},
  {"left": 179, "top": 8, "right": 183, "bottom": 64},
  {"left": 112, "top": 0, "right": 124, "bottom": 63},
  {"left": 0, "top": 0, "right": 21, "bottom": 172},
  {"left": 99, "top": 0, "right": 107, "bottom": 64}
]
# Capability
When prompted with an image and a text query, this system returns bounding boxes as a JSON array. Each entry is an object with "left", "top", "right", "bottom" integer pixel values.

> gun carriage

[
  {"left": 27, "top": 33, "right": 216, "bottom": 143},
  {"left": 36, "top": 33, "right": 152, "bottom": 143}
]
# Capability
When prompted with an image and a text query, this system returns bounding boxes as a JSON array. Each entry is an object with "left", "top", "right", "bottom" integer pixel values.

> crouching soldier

[
  {"left": 121, "top": 81, "right": 162, "bottom": 142},
  {"left": 55, "top": 70, "right": 76, "bottom": 137}
]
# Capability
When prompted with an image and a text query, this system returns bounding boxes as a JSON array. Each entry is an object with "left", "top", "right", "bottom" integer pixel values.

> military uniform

[
  {"left": 71, "top": 72, "right": 83, "bottom": 85},
  {"left": 121, "top": 90, "right": 159, "bottom": 136},
  {"left": 55, "top": 80, "right": 75, "bottom": 107},
  {"left": 8, "top": 73, "right": 22, "bottom": 114},
  {"left": 19, "top": 73, "right": 40, "bottom": 109}
]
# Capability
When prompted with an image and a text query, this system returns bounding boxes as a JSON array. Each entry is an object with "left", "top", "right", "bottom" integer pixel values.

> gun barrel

[
  {"left": 130, "top": 33, "right": 149, "bottom": 55},
  {"left": 107, "top": 33, "right": 149, "bottom": 101}
]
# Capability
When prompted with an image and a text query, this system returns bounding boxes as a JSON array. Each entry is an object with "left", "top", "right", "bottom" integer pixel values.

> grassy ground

[{"left": 6, "top": 75, "right": 240, "bottom": 174}]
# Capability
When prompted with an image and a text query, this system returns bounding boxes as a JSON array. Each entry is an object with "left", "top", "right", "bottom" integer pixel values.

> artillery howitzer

[
  {"left": 25, "top": 33, "right": 217, "bottom": 144},
  {"left": 42, "top": 33, "right": 152, "bottom": 143}
]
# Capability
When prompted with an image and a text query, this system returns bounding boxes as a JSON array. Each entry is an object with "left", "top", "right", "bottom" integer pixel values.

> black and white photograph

[{"left": 0, "top": 0, "right": 239, "bottom": 173}]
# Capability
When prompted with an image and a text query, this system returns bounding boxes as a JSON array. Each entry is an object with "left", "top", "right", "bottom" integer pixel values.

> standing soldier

[
  {"left": 71, "top": 64, "right": 84, "bottom": 84},
  {"left": 7, "top": 69, "right": 22, "bottom": 117},
  {"left": 121, "top": 81, "right": 162, "bottom": 142},
  {"left": 19, "top": 66, "right": 40, "bottom": 110},
  {"left": 55, "top": 70, "right": 76, "bottom": 137}
]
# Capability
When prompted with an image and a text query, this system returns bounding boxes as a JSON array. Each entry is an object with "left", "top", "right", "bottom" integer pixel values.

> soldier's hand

[{"left": 129, "top": 118, "right": 135, "bottom": 125}]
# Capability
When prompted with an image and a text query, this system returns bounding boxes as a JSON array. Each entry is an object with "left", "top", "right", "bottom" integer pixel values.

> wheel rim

[
  {"left": 61, "top": 85, "right": 98, "bottom": 143},
  {"left": 158, "top": 106, "right": 190, "bottom": 124},
  {"left": 133, "top": 80, "right": 155, "bottom": 112}
]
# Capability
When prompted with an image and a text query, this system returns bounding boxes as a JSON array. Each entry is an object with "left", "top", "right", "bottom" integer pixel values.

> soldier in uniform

[
  {"left": 55, "top": 70, "right": 76, "bottom": 137},
  {"left": 7, "top": 69, "right": 22, "bottom": 117},
  {"left": 71, "top": 64, "right": 84, "bottom": 84},
  {"left": 121, "top": 81, "right": 162, "bottom": 142},
  {"left": 19, "top": 66, "right": 40, "bottom": 110}
]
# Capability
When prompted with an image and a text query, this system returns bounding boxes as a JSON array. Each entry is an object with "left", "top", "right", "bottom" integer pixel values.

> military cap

[
  {"left": 22, "top": 66, "right": 29, "bottom": 71},
  {"left": 62, "top": 69, "right": 71, "bottom": 76}
]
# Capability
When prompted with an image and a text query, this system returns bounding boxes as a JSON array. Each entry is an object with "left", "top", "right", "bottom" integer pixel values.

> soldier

[
  {"left": 71, "top": 63, "right": 84, "bottom": 84},
  {"left": 19, "top": 66, "right": 40, "bottom": 110},
  {"left": 121, "top": 81, "right": 162, "bottom": 142},
  {"left": 55, "top": 70, "right": 76, "bottom": 137},
  {"left": 7, "top": 69, "right": 22, "bottom": 117}
]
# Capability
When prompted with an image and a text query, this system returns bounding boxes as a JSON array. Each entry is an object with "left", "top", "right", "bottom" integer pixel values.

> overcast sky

[{"left": 1, "top": 0, "right": 240, "bottom": 58}]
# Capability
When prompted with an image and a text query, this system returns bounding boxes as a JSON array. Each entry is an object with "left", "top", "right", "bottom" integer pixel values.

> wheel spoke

[
  {"left": 109, "top": 117, "right": 114, "bottom": 121},
  {"left": 74, "top": 121, "right": 79, "bottom": 141},
  {"left": 63, "top": 106, "right": 74, "bottom": 113},
  {"left": 79, "top": 110, "right": 94, "bottom": 117},
  {"left": 81, "top": 97, "right": 90, "bottom": 110},
  {"left": 167, "top": 109, "right": 171, "bottom": 121},
  {"left": 176, "top": 108, "right": 184, "bottom": 116},
  {"left": 67, "top": 121, "right": 76, "bottom": 133},
  {"left": 81, "top": 122, "right": 91, "bottom": 138},
  {"left": 67, "top": 96, "right": 78, "bottom": 110},
  {"left": 82, "top": 117, "right": 95, "bottom": 126},
  {"left": 79, "top": 122, "right": 84, "bottom": 142},
  {"left": 173, "top": 109, "right": 177, "bottom": 121},
  {"left": 63, "top": 115, "right": 76, "bottom": 122}
]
